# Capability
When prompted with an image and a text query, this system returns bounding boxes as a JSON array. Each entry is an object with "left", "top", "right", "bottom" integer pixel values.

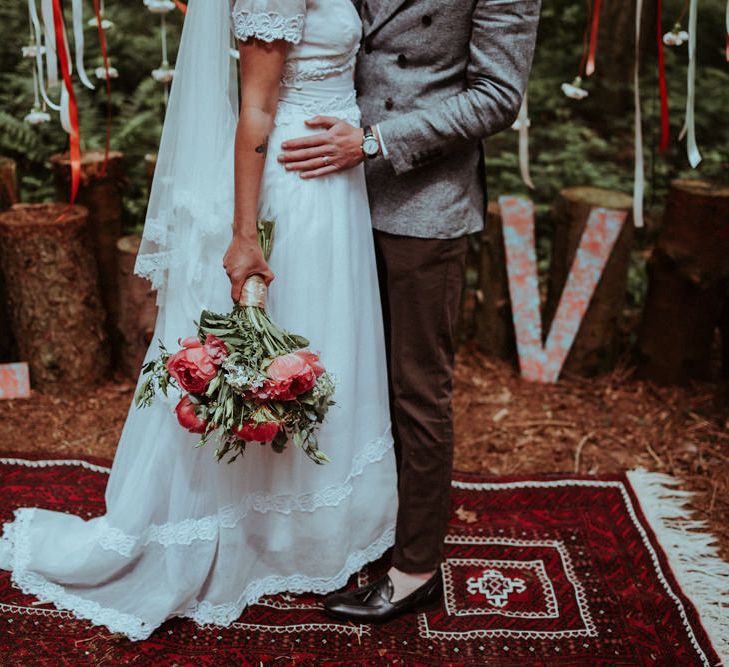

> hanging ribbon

[
  {"left": 633, "top": 0, "right": 645, "bottom": 228},
  {"left": 514, "top": 93, "right": 534, "bottom": 189},
  {"left": 679, "top": 0, "right": 702, "bottom": 167},
  {"left": 578, "top": 0, "right": 592, "bottom": 78},
  {"left": 40, "top": 0, "right": 58, "bottom": 88},
  {"left": 657, "top": 0, "right": 670, "bottom": 152},
  {"left": 586, "top": 0, "right": 602, "bottom": 76},
  {"left": 52, "top": 0, "right": 81, "bottom": 204},
  {"left": 28, "top": 0, "right": 61, "bottom": 111},
  {"left": 71, "top": 0, "right": 95, "bottom": 90},
  {"left": 173, "top": 0, "right": 187, "bottom": 13},
  {"left": 93, "top": 0, "right": 112, "bottom": 173},
  {"left": 725, "top": 0, "right": 728, "bottom": 62}
]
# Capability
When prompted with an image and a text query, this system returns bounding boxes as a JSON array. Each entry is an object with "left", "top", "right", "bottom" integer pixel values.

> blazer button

[
  {"left": 397, "top": 54, "right": 407, "bottom": 68},
  {"left": 422, "top": 15, "right": 432, "bottom": 27},
  {"left": 385, "top": 98, "right": 394, "bottom": 111}
]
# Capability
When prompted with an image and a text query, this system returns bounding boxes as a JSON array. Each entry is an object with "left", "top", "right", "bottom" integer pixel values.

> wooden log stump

[
  {"left": 117, "top": 234, "right": 158, "bottom": 379},
  {"left": 51, "top": 150, "right": 125, "bottom": 364},
  {"left": 475, "top": 201, "right": 516, "bottom": 359},
  {"left": 545, "top": 186, "right": 634, "bottom": 376},
  {"left": 0, "top": 203, "right": 110, "bottom": 393},
  {"left": 0, "top": 157, "right": 18, "bottom": 362},
  {"left": 637, "top": 180, "right": 729, "bottom": 384}
]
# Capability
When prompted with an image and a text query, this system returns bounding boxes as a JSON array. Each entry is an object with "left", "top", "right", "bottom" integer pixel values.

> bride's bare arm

[{"left": 224, "top": 39, "right": 288, "bottom": 303}]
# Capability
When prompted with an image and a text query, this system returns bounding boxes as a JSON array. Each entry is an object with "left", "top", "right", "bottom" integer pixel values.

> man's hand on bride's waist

[{"left": 278, "top": 117, "right": 367, "bottom": 179}]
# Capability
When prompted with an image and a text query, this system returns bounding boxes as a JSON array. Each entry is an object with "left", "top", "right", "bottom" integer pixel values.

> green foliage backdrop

[{"left": 0, "top": 0, "right": 726, "bottom": 243}]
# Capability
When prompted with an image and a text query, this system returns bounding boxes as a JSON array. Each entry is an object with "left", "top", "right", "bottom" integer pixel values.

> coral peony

[
  {"left": 166, "top": 337, "right": 218, "bottom": 393},
  {"left": 203, "top": 335, "right": 229, "bottom": 365},
  {"left": 265, "top": 351, "right": 325, "bottom": 400}
]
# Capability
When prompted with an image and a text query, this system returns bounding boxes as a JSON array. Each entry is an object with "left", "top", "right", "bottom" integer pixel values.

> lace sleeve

[{"left": 231, "top": 0, "right": 306, "bottom": 45}]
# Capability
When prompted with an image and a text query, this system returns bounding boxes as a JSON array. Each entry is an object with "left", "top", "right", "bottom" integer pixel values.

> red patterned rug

[{"left": 0, "top": 455, "right": 726, "bottom": 666}]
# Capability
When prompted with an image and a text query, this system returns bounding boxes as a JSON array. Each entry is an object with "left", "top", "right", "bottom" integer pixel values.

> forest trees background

[{"left": 0, "top": 0, "right": 727, "bottom": 321}]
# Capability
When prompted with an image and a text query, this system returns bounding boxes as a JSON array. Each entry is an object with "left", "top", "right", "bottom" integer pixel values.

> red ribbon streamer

[
  {"left": 586, "top": 0, "right": 602, "bottom": 76},
  {"left": 93, "top": 0, "right": 112, "bottom": 175},
  {"left": 578, "top": 0, "right": 592, "bottom": 77},
  {"left": 173, "top": 0, "right": 187, "bottom": 13},
  {"left": 657, "top": 0, "right": 670, "bottom": 152},
  {"left": 51, "top": 0, "right": 81, "bottom": 205}
]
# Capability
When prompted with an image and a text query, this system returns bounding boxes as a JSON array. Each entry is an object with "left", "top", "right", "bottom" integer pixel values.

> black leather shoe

[{"left": 323, "top": 570, "right": 443, "bottom": 623}]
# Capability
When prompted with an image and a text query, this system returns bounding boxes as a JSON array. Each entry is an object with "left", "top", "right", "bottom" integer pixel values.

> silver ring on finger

[{"left": 322, "top": 155, "right": 331, "bottom": 165}]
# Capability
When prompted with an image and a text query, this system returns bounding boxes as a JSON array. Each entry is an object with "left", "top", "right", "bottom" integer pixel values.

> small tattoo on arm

[{"left": 255, "top": 137, "right": 269, "bottom": 156}]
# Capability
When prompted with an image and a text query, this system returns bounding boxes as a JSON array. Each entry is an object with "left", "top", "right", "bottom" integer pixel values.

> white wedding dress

[{"left": 0, "top": 0, "right": 397, "bottom": 641}]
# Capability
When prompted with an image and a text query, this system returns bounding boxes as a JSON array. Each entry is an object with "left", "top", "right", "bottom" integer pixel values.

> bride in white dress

[{"left": 0, "top": 0, "right": 397, "bottom": 641}]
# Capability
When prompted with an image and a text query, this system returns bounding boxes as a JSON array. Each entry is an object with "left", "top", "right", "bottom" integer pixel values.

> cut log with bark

[
  {"left": 117, "top": 234, "right": 158, "bottom": 379},
  {"left": 545, "top": 186, "right": 634, "bottom": 377},
  {"left": 0, "top": 157, "right": 18, "bottom": 362},
  {"left": 638, "top": 180, "right": 729, "bottom": 384},
  {"left": 51, "top": 150, "right": 125, "bottom": 364},
  {"left": 0, "top": 203, "right": 110, "bottom": 393},
  {"left": 475, "top": 201, "right": 516, "bottom": 360}
]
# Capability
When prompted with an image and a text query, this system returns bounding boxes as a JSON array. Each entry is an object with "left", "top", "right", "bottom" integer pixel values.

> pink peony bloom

[
  {"left": 166, "top": 337, "right": 218, "bottom": 394},
  {"left": 175, "top": 395, "right": 208, "bottom": 434},
  {"left": 234, "top": 421, "right": 280, "bottom": 443},
  {"left": 265, "top": 351, "right": 325, "bottom": 401},
  {"left": 203, "top": 335, "right": 229, "bottom": 365}
]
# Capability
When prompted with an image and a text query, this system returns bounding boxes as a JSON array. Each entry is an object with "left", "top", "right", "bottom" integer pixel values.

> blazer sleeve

[
  {"left": 231, "top": 0, "right": 306, "bottom": 44},
  {"left": 377, "top": 0, "right": 541, "bottom": 175}
]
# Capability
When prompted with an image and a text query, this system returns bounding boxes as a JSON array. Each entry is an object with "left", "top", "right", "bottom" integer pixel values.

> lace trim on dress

[
  {"left": 231, "top": 11, "right": 305, "bottom": 45},
  {"left": 281, "top": 52, "right": 358, "bottom": 88},
  {"left": 2, "top": 505, "right": 395, "bottom": 642},
  {"left": 90, "top": 428, "right": 392, "bottom": 557},
  {"left": 274, "top": 92, "right": 361, "bottom": 127}
]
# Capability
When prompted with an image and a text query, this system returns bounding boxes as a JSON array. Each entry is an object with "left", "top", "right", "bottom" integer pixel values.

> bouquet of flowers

[{"left": 134, "top": 220, "right": 335, "bottom": 465}]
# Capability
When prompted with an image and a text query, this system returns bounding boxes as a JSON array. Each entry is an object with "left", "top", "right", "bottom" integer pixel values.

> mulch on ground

[{"left": 1, "top": 345, "right": 727, "bottom": 560}]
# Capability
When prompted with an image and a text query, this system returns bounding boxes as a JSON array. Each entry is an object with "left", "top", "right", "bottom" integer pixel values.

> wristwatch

[{"left": 361, "top": 126, "right": 380, "bottom": 159}]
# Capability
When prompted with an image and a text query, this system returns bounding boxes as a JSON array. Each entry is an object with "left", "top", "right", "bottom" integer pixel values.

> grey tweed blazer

[{"left": 354, "top": 0, "right": 541, "bottom": 239}]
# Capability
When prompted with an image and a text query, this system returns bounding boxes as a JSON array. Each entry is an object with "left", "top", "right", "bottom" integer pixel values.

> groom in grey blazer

[{"left": 280, "top": 0, "right": 540, "bottom": 621}]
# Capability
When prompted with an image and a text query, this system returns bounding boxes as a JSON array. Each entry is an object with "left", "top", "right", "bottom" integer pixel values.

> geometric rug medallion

[{"left": 0, "top": 456, "right": 724, "bottom": 666}]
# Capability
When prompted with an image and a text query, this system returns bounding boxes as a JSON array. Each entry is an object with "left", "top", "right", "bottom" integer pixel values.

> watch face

[{"left": 363, "top": 136, "right": 379, "bottom": 156}]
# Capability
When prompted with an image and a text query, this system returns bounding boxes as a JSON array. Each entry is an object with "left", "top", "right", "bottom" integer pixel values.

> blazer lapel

[{"left": 365, "top": 0, "right": 410, "bottom": 36}]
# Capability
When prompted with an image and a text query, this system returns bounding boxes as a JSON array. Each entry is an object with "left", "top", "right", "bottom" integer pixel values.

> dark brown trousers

[{"left": 373, "top": 230, "right": 468, "bottom": 573}]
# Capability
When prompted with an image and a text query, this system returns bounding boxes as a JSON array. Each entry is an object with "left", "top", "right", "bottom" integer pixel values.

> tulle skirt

[{"left": 0, "top": 99, "right": 398, "bottom": 641}]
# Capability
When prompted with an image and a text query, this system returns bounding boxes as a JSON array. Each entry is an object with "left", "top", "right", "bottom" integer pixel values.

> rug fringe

[{"left": 627, "top": 469, "right": 729, "bottom": 665}]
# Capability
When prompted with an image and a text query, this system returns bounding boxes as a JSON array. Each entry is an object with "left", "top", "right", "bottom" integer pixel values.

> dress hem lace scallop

[{"left": 1, "top": 506, "right": 395, "bottom": 642}]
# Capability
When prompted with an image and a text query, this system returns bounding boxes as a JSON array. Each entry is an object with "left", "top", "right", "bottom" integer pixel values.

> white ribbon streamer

[
  {"left": 72, "top": 0, "right": 95, "bottom": 90},
  {"left": 679, "top": 0, "right": 702, "bottom": 167},
  {"left": 28, "top": 0, "right": 61, "bottom": 111},
  {"left": 515, "top": 92, "right": 534, "bottom": 189},
  {"left": 40, "top": 0, "right": 58, "bottom": 88},
  {"left": 633, "top": 0, "right": 645, "bottom": 228}
]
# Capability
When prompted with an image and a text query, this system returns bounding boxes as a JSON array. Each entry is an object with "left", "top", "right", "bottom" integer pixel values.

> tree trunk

[
  {"left": 51, "top": 150, "right": 125, "bottom": 365},
  {"left": 475, "top": 201, "right": 516, "bottom": 360},
  {"left": 0, "top": 203, "right": 110, "bottom": 393},
  {"left": 637, "top": 180, "right": 729, "bottom": 384},
  {"left": 117, "top": 234, "right": 158, "bottom": 379},
  {"left": 545, "top": 186, "right": 634, "bottom": 376},
  {"left": 0, "top": 157, "right": 18, "bottom": 362}
]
